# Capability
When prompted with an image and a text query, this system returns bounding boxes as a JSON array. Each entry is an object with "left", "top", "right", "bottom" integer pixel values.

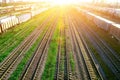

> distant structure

[
  {"left": 2, "top": 0, "right": 6, "bottom": 3},
  {"left": 0, "top": 0, "right": 15, "bottom": 3},
  {"left": 9, "top": 0, "right": 14, "bottom": 3},
  {"left": 16, "top": 0, "right": 23, "bottom": 2}
]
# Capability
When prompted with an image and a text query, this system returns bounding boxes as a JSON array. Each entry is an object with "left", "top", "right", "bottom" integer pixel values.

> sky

[
  {"left": 12, "top": 0, "right": 92, "bottom": 2},
  {"left": 0, "top": 0, "right": 120, "bottom": 3},
  {"left": 0, "top": 0, "right": 92, "bottom": 3},
  {"left": 18, "top": 0, "right": 120, "bottom": 3}
]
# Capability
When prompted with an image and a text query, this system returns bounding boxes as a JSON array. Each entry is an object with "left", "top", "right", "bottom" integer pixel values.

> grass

[
  {"left": 65, "top": 22, "right": 75, "bottom": 74},
  {"left": 8, "top": 11, "right": 56, "bottom": 80},
  {"left": 0, "top": 9, "right": 54, "bottom": 63},
  {"left": 9, "top": 23, "right": 47, "bottom": 80},
  {"left": 41, "top": 24, "right": 59, "bottom": 80},
  {"left": 41, "top": 10, "right": 65, "bottom": 80},
  {"left": 70, "top": 52, "right": 75, "bottom": 72},
  {"left": 0, "top": 9, "right": 48, "bottom": 44}
]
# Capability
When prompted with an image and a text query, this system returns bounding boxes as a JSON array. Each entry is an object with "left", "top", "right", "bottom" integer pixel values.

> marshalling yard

[{"left": 0, "top": 1, "right": 120, "bottom": 80}]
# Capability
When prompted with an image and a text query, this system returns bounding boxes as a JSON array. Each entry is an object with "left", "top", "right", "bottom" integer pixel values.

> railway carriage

[
  {"left": 0, "top": 27, "right": 2, "bottom": 33},
  {"left": 11, "top": 16, "right": 19, "bottom": 26},
  {"left": 31, "top": 8, "right": 48, "bottom": 17},
  {"left": 7, "top": 17, "right": 13, "bottom": 28},
  {"left": 8, "top": 18, "right": 12, "bottom": 28},
  {"left": 14, "top": 17, "right": 19, "bottom": 25},
  {"left": 11, "top": 18, "right": 14, "bottom": 27},
  {"left": 85, "top": 12, "right": 94, "bottom": 21},
  {"left": 18, "top": 13, "right": 31, "bottom": 23},
  {"left": 0, "top": 14, "right": 28, "bottom": 33},
  {"left": 0, "top": 6, "right": 14, "bottom": 14},
  {"left": 0, "top": 16, "right": 19, "bottom": 33},
  {"left": 82, "top": 5, "right": 120, "bottom": 19},
  {"left": 1, "top": 20, "right": 5, "bottom": 31},
  {"left": 3, "top": 20, "right": 9, "bottom": 31},
  {"left": 8, "top": 19, "right": 11, "bottom": 28},
  {"left": 14, "top": 5, "right": 31, "bottom": 12},
  {"left": 11, "top": 17, "right": 14, "bottom": 26},
  {"left": 0, "top": 5, "right": 31, "bottom": 15},
  {"left": 114, "top": 9, "right": 120, "bottom": 18},
  {"left": 4, "top": 21, "right": 8, "bottom": 30},
  {"left": 107, "top": 8, "right": 115, "bottom": 16},
  {"left": 110, "top": 24, "right": 120, "bottom": 41},
  {"left": 78, "top": 8, "right": 120, "bottom": 41},
  {"left": 8, "top": 18, "right": 13, "bottom": 28},
  {"left": 0, "top": 22, "right": 2, "bottom": 33},
  {"left": 93, "top": 16, "right": 111, "bottom": 31},
  {"left": 0, "top": 8, "right": 48, "bottom": 34},
  {"left": 1, "top": 22, "right": 6, "bottom": 32},
  {"left": 83, "top": 10, "right": 111, "bottom": 31}
]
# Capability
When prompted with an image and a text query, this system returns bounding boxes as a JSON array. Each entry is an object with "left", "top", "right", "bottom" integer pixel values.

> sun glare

[{"left": 52, "top": 0, "right": 75, "bottom": 5}]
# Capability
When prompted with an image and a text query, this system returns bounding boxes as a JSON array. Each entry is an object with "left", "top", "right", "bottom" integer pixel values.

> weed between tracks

[
  {"left": 41, "top": 8, "right": 76, "bottom": 79},
  {"left": 41, "top": 23, "right": 59, "bottom": 80},
  {"left": 41, "top": 11, "right": 65, "bottom": 80},
  {"left": 69, "top": 52, "right": 75, "bottom": 72}
]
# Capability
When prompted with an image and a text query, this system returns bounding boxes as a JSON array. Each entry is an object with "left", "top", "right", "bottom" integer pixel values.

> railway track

[
  {"left": 64, "top": 15, "right": 78, "bottom": 80},
  {"left": 68, "top": 16, "right": 90, "bottom": 80},
  {"left": 20, "top": 12, "right": 58, "bottom": 80},
  {"left": 1, "top": 7, "right": 119, "bottom": 80},
  {"left": 69, "top": 11, "right": 107, "bottom": 80},
  {"left": 0, "top": 13, "right": 49, "bottom": 56},
  {"left": 54, "top": 19, "right": 67, "bottom": 80},
  {"left": 80, "top": 23, "right": 120, "bottom": 79},
  {"left": 54, "top": 13, "right": 74, "bottom": 80},
  {"left": 71, "top": 17, "right": 105, "bottom": 80},
  {"left": 54, "top": 24, "right": 63, "bottom": 80},
  {"left": 85, "top": 24, "right": 120, "bottom": 72},
  {"left": 67, "top": 10, "right": 101, "bottom": 79},
  {"left": 72, "top": 18, "right": 103, "bottom": 79},
  {"left": 65, "top": 22, "right": 74, "bottom": 80},
  {"left": 73, "top": 11, "right": 112, "bottom": 79},
  {"left": 66, "top": 15, "right": 81, "bottom": 80},
  {"left": 72, "top": 9, "right": 120, "bottom": 79},
  {"left": 0, "top": 13, "right": 54, "bottom": 80},
  {"left": 74, "top": 12, "right": 120, "bottom": 79}
]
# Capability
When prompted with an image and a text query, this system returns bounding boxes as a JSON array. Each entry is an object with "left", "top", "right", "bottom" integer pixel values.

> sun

[
  {"left": 55, "top": 0, "right": 68, "bottom": 5},
  {"left": 52, "top": 0, "right": 74, "bottom": 5}
]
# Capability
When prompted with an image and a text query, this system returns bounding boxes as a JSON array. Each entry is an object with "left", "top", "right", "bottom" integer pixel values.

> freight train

[
  {"left": 79, "top": 5, "right": 120, "bottom": 19},
  {"left": 0, "top": 8, "right": 48, "bottom": 34},
  {"left": 0, "top": 5, "right": 31, "bottom": 14},
  {"left": 76, "top": 8, "right": 120, "bottom": 41}
]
